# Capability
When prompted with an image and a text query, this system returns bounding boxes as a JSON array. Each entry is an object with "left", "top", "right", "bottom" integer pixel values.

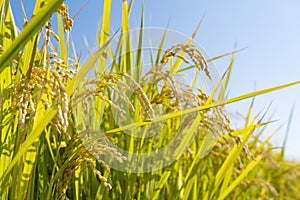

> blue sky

[{"left": 10, "top": 1, "right": 300, "bottom": 159}]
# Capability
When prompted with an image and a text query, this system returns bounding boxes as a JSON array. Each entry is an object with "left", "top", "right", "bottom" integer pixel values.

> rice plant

[{"left": 0, "top": 1, "right": 300, "bottom": 200}]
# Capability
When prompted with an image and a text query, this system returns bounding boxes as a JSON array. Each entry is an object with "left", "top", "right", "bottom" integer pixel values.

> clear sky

[{"left": 10, "top": 1, "right": 300, "bottom": 159}]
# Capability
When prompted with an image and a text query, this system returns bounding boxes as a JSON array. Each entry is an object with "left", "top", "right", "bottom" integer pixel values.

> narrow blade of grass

[
  {"left": 218, "top": 155, "right": 263, "bottom": 200},
  {"left": 0, "top": 0, "right": 64, "bottom": 73}
]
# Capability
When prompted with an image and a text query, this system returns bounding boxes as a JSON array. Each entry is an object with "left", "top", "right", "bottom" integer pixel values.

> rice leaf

[{"left": 0, "top": 0, "right": 64, "bottom": 73}]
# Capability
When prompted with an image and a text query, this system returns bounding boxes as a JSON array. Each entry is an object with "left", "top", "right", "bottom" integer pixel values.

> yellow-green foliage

[{"left": 0, "top": 1, "right": 299, "bottom": 200}]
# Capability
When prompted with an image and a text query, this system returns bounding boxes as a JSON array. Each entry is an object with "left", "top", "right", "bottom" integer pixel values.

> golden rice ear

[
  {"left": 55, "top": 136, "right": 113, "bottom": 199},
  {"left": 159, "top": 44, "right": 212, "bottom": 79},
  {"left": 121, "top": 73, "right": 155, "bottom": 119},
  {"left": 57, "top": 3, "right": 73, "bottom": 32}
]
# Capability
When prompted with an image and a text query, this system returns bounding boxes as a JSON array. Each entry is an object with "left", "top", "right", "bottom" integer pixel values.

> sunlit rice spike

[
  {"left": 113, "top": 84, "right": 135, "bottom": 112},
  {"left": 182, "top": 44, "right": 211, "bottom": 79},
  {"left": 159, "top": 44, "right": 212, "bottom": 79},
  {"left": 121, "top": 73, "right": 155, "bottom": 119}
]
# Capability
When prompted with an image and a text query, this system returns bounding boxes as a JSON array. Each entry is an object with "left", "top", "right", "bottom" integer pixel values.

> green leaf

[{"left": 0, "top": 0, "right": 64, "bottom": 73}]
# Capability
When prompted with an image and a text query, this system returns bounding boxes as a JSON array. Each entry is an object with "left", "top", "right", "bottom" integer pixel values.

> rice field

[{"left": 0, "top": 1, "right": 300, "bottom": 199}]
